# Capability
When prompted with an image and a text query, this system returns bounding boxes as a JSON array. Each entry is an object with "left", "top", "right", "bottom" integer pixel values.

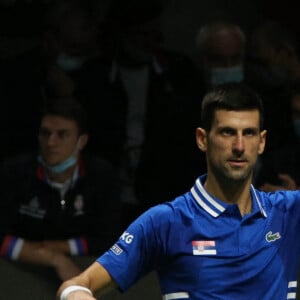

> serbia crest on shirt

[{"left": 192, "top": 240, "right": 217, "bottom": 255}]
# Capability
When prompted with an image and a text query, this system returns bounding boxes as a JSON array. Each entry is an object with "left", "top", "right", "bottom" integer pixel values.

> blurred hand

[
  {"left": 260, "top": 173, "right": 298, "bottom": 192},
  {"left": 19, "top": 240, "right": 80, "bottom": 281},
  {"left": 43, "top": 240, "right": 70, "bottom": 254},
  {"left": 51, "top": 252, "right": 81, "bottom": 281}
]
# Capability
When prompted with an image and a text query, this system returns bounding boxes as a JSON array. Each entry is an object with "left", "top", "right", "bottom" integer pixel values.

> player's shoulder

[
  {"left": 140, "top": 192, "right": 195, "bottom": 225},
  {"left": 256, "top": 188, "right": 300, "bottom": 210}
]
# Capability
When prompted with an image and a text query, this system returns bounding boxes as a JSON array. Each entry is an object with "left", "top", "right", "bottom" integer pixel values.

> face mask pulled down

[
  {"left": 210, "top": 65, "right": 244, "bottom": 86},
  {"left": 38, "top": 138, "right": 81, "bottom": 174}
]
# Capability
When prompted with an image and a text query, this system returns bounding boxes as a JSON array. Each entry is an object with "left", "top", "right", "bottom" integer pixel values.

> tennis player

[{"left": 57, "top": 83, "right": 300, "bottom": 300}]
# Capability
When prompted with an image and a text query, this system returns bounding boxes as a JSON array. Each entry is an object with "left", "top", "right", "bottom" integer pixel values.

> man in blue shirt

[{"left": 57, "top": 83, "right": 300, "bottom": 300}]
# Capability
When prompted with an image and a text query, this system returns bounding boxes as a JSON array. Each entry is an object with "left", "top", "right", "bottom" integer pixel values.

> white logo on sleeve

[
  {"left": 120, "top": 231, "right": 134, "bottom": 244},
  {"left": 111, "top": 244, "right": 123, "bottom": 255}
]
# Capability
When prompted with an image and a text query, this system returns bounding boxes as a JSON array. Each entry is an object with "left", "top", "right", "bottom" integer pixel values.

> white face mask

[
  {"left": 56, "top": 53, "right": 86, "bottom": 72},
  {"left": 210, "top": 65, "right": 244, "bottom": 86}
]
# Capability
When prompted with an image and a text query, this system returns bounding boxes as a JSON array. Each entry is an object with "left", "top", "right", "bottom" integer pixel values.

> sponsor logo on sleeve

[
  {"left": 110, "top": 244, "right": 123, "bottom": 255},
  {"left": 120, "top": 231, "right": 134, "bottom": 244}
]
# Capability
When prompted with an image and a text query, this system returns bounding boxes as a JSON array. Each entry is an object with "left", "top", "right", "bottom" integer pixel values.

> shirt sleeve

[{"left": 97, "top": 204, "right": 170, "bottom": 291}]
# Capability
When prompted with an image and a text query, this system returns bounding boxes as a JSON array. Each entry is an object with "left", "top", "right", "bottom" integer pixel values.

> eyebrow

[
  {"left": 217, "top": 126, "right": 260, "bottom": 133},
  {"left": 39, "top": 127, "right": 74, "bottom": 134},
  {"left": 40, "top": 126, "right": 69, "bottom": 131}
]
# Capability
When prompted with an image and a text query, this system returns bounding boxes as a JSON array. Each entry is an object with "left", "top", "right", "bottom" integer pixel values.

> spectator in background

[
  {"left": 0, "top": 0, "right": 100, "bottom": 160},
  {"left": 80, "top": 0, "right": 204, "bottom": 227},
  {"left": 194, "top": 20, "right": 246, "bottom": 89},
  {"left": 42, "top": 0, "right": 100, "bottom": 96},
  {"left": 256, "top": 81, "right": 300, "bottom": 191},
  {"left": 0, "top": 97, "right": 121, "bottom": 282},
  {"left": 246, "top": 20, "right": 300, "bottom": 153},
  {"left": 247, "top": 20, "right": 300, "bottom": 91}
]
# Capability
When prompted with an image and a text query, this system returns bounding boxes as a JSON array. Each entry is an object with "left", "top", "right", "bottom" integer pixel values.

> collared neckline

[{"left": 190, "top": 175, "right": 267, "bottom": 218}]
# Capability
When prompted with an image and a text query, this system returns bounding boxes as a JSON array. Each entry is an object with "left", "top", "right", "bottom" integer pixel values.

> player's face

[
  {"left": 196, "top": 109, "right": 266, "bottom": 182},
  {"left": 38, "top": 115, "right": 81, "bottom": 166}
]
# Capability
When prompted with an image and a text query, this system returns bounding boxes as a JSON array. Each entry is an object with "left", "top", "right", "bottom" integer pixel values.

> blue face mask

[
  {"left": 293, "top": 119, "right": 300, "bottom": 138},
  {"left": 38, "top": 155, "right": 77, "bottom": 174},
  {"left": 56, "top": 53, "right": 85, "bottom": 72},
  {"left": 210, "top": 65, "right": 244, "bottom": 86}
]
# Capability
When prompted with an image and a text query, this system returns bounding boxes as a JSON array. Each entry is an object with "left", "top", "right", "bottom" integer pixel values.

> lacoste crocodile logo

[{"left": 265, "top": 231, "right": 281, "bottom": 242}]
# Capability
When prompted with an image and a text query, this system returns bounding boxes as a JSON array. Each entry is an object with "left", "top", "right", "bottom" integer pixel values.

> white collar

[{"left": 190, "top": 175, "right": 267, "bottom": 218}]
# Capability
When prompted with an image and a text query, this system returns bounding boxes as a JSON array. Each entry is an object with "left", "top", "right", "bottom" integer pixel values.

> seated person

[
  {"left": 0, "top": 0, "right": 100, "bottom": 160},
  {"left": 0, "top": 97, "right": 121, "bottom": 282}
]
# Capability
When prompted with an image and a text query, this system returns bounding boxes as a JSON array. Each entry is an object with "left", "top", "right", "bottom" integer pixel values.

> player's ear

[
  {"left": 196, "top": 127, "right": 207, "bottom": 152},
  {"left": 78, "top": 134, "right": 89, "bottom": 151},
  {"left": 258, "top": 130, "right": 267, "bottom": 155}
]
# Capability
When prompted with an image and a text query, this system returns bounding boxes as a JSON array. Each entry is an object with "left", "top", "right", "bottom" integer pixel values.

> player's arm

[{"left": 57, "top": 261, "right": 116, "bottom": 300}]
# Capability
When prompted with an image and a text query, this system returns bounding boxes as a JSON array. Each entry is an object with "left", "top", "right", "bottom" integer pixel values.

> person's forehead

[
  {"left": 57, "top": 14, "right": 96, "bottom": 52},
  {"left": 209, "top": 28, "right": 243, "bottom": 56},
  {"left": 212, "top": 109, "right": 260, "bottom": 128},
  {"left": 41, "top": 115, "right": 78, "bottom": 131},
  {"left": 58, "top": 13, "right": 91, "bottom": 37}
]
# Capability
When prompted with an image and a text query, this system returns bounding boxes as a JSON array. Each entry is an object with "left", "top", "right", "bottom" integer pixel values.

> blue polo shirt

[{"left": 98, "top": 175, "right": 300, "bottom": 299}]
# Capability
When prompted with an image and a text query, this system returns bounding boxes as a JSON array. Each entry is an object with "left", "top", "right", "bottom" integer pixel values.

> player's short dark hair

[{"left": 201, "top": 82, "right": 264, "bottom": 131}]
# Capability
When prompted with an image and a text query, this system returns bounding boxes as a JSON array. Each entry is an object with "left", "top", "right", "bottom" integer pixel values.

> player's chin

[{"left": 226, "top": 168, "right": 252, "bottom": 181}]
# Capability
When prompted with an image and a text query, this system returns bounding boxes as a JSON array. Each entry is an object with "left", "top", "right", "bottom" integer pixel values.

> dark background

[{"left": 0, "top": 0, "right": 299, "bottom": 61}]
